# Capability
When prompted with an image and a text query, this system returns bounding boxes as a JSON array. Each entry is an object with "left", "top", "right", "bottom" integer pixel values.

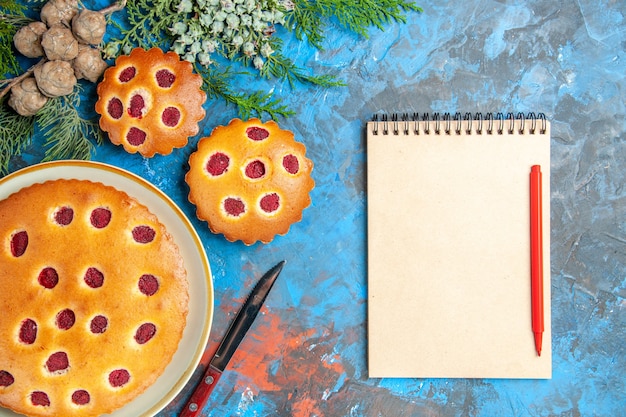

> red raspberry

[
  {"left": 54, "top": 206, "right": 74, "bottom": 225},
  {"left": 132, "top": 225, "right": 156, "bottom": 243},
  {"left": 127, "top": 127, "right": 147, "bottom": 146},
  {"left": 72, "top": 390, "right": 90, "bottom": 405},
  {"left": 134, "top": 323, "right": 157, "bottom": 344},
  {"left": 46, "top": 351, "right": 69, "bottom": 373},
  {"left": 107, "top": 97, "right": 123, "bottom": 119},
  {"left": 138, "top": 274, "right": 159, "bottom": 296},
  {"left": 128, "top": 94, "right": 145, "bottom": 118},
  {"left": 19, "top": 319, "right": 37, "bottom": 344},
  {"left": 162, "top": 107, "right": 181, "bottom": 127},
  {"left": 0, "top": 370, "right": 14, "bottom": 387},
  {"left": 206, "top": 152, "right": 230, "bottom": 176},
  {"left": 260, "top": 193, "right": 280, "bottom": 213},
  {"left": 118, "top": 66, "right": 136, "bottom": 82},
  {"left": 90, "top": 315, "right": 108, "bottom": 334},
  {"left": 224, "top": 197, "right": 245, "bottom": 217},
  {"left": 10, "top": 230, "right": 28, "bottom": 257},
  {"left": 84, "top": 267, "right": 104, "bottom": 288},
  {"left": 30, "top": 391, "right": 50, "bottom": 407},
  {"left": 90, "top": 207, "right": 111, "bottom": 228},
  {"left": 38, "top": 267, "right": 59, "bottom": 289},
  {"left": 109, "top": 369, "right": 130, "bottom": 387},
  {"left": 282, "top": 154, "right": 300, "bottom": 174},
  {"left": 56, "top": 309, "right": 75, "bottom": 330},
  {"left": 245, "top": 160, "right": 266, "bottom": 179},
  {"left": 246, "top": 126, "right": 269, "bottom": 141},
  {"left": 156, "top": 69, "right": 176, "bottom": 88}
]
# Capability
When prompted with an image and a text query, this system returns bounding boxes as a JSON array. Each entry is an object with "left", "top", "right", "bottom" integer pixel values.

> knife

[{"left": 180, "top": 260, "right": 286, "bottom": 417}]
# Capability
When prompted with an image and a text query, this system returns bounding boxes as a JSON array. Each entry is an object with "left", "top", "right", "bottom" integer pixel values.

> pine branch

[
  {"left": 0, "top": 2, "right": 31, "bottom": 77},
  {"left": 36, "top": 90, "right": 104, "bottom": 162},
  {"left": 106, "top": 0, "right": 177, "bottom": 56},
  {"left": 252, "top": 37, "right": 345, "bottom": 88},
  {"left": 286, "top": 0, "right": 422, "bottom": 49},
  {"left": 0, "top": 97, "right": 35, "bottom": 176},
  {"left": 199, "top": 65, "right": 294, "bottom": 120}
]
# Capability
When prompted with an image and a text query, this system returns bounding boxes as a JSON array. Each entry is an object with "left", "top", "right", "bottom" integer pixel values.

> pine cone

[
  {"left": 41, "top": 25, "right": 79, "bottom": 61},
  {"left": 40, "top": 0, "right": 79, "bottom": 27},
  {"left": 72, "top": 9, "right": 107, "bottom": 45},
  {"left": 13, "top": 21, "right": 47, "bottom": 58},
  {"left": 8, "top": 77, "right": 49, "bottom": 116},
  {"left": 34, "top": 60, "right": 77, "bottom": 97},
  {"left": 73, "top": 45, "right": 107, "bottom": 82}
]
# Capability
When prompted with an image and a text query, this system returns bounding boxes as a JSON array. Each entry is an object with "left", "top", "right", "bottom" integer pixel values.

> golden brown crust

[
  {"left": 185, "top": 118, "right": 314, "bottom": 245},
  {"left": 95, "top": 47, "right": 206, "bottom": 157},
  {"left": 0, "top": 179, "right": 188, "bottom": 416}
]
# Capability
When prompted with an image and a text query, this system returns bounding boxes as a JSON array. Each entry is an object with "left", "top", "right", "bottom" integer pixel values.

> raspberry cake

[
  {"left": 0, "top": 179, "right": 188, "bottom": 416},
  {"left": 95, "top": 47, "right": 206, "bottom": 157},
  {"left": 186, "top": 118, "right": 314, "bottom": 245}
]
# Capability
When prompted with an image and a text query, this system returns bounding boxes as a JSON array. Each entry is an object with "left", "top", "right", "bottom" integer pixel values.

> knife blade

[{"left": 180, "top": 260, "right": 285, "bottom": 417}]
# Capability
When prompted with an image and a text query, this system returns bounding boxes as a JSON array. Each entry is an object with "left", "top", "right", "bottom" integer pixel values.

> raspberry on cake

[
  {"left": 185, "top": 118, "right": 314, "bottom": 245},
  {"left": 95, "top": 47, "right": 206, "bottom": 157},
  {"left": 0, "top": 179, "right": 188, "bottom": 417}
]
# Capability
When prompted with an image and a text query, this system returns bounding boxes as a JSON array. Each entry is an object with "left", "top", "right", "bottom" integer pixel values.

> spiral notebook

[{"left": 367, "top": 112, "right": 552, "bottom": 379}]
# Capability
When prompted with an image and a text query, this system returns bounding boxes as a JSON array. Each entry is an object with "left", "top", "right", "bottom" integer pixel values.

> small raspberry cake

[
  {"left": 186, "top": 118, "right": 314, "bottom": 245},
  {"left": 95, "top": 47, "right": 206, "bottom": 157},
  {"left": 0, "top": 179, "right": 188, "bottom": 416}
]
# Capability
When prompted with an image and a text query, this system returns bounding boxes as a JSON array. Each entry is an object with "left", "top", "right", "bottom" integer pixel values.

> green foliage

[
  {"left": 198, "top": 64, "right": 295, "bottom": 120},
  {"left": 170, "top": 0, "right": 287, "bottom": 67},
  {"left": 105, "top": 0, "right": 420, "bottom": 119},
  {"left": 0, "top": 96, "right": 35, "bottom": 175},
  {"left": 37, "top": 89, "right": 104, "bottom": 162},
  {"left": 105, "top": 0, "right": 179, "bottom": 57},
  {"left": 0, "top": 90, "right": 103, "bottom": 177},
  {"left": 287, "top": 0, "right": 423, "bottom": 49},
  {"left": 0, "top": 0, "right": 30, "bottom": 77},
  {"left": 245, "top": 36, "right": 345, "bottom": 88}
]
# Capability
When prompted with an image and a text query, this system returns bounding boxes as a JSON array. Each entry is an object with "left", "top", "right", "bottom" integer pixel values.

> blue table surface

[{"left": 4, "top": 0, "right": 626, "bottom": 416}]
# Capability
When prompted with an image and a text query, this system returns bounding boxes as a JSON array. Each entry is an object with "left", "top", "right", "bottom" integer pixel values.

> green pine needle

[
  {"left": 198, "top": 65, "right": 295, "bottom": 120},
  {"left": 0, "top": 96, "right": 35, "bottom": 176},
  {"left": 251, "top": 37, "right": 346, "bottom": 88},
  {"left": 0, "top": 1, "right": 31, "bottom": 77},
  {"left": 106, "top": 0, "right": 178, "bottom": 56},
  {"left": 287, "top": 0, "right": 422, "bottom": 49},
  {"left": 37, "top": 90, "right": 104, "bottom": 162}
]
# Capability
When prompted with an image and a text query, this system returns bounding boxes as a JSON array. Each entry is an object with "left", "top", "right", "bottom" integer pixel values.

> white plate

[{"left": 0, "top": 161, "right": 213, "bottom": 417}]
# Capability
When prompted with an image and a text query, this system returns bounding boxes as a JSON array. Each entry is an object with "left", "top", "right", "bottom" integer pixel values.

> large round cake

[
  {"left": 185, "top": 118, "right": 314, "bottom": 245},
  {"left": 0, "top": 179, "right": 188, "bottom": 416},
  {"left": 95, "top": 47, "right": 206, "bottom": 157}
]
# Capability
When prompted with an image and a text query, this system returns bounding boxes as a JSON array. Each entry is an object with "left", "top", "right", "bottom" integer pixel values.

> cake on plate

[{"left": 0, "top": 179, "right": 188, "bottom": 416}]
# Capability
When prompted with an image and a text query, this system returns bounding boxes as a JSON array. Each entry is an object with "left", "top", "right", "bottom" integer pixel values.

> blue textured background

[{"left": 6, "top": 0, "right": 626, "bottom": 415}]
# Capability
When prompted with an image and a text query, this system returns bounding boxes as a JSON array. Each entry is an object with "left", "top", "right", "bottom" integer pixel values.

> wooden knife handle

[{"left": 180, "top": 365, "right": 222, "bottom": 417}]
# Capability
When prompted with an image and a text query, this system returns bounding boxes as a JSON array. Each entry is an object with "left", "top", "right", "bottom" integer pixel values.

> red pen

[{"left": 530, "top": 165, "right": 544, "bottom": 356}]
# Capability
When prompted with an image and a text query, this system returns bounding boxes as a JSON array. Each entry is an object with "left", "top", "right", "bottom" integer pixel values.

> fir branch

[
  {"left": 36, "top": 89, "right": 103, "bottom": 162},
  {"left": 286, "top": 0, "right": 422, "bottom": 49},
  {"left": 0, "top": 1, "right": 30, "bottom": 77},
  {"left": 106, "top": 0, "right": 178, "bottom": 57},
  {"left": 0, "top": 96, "right": 35, "bottom": 176},
  {"left": 198, "top": 65, "right": 294, "bottom": 120},
  {"left": 250, "top": 36, "right": 345, "bottom": 88}
]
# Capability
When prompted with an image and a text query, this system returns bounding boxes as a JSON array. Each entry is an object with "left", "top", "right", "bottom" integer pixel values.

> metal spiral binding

[{"left": 371, "top": 112, "right": 546, "bottom": 136}]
